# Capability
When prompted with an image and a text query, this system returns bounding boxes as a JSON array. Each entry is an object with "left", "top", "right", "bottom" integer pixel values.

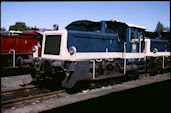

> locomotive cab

[{"left": 41, "top": 30, "right": 69, "bottom": 60}]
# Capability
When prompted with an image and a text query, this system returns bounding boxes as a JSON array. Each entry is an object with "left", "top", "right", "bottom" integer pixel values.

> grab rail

[{"left": 9, "top": 49, "right": 15, "bottom": 67}]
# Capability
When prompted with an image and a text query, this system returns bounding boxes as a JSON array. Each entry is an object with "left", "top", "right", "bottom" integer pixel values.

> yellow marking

[
  {"left": 110, "top": 40, "right": 112, "bottom": 45},
  {"left": 25, "top": 40, "right": 27, "bottom": 44}
]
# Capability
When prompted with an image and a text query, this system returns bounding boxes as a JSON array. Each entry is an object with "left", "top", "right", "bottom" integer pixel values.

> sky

[{"left": 1, "top": 1, "right": 170, "bottom": 32}]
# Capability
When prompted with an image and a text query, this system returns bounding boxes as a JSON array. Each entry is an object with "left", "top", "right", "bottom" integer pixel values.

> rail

[
  {"left": 1, "top": 85, "right": 38, "bottom": 96},
  {"left": 1, "top": 89, "right": 66, "bottom": 108}
]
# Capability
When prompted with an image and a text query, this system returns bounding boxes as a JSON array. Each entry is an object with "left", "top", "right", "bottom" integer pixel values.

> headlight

[
  {"left": 32, "top": 45, "right": 37, "bottom": 52},
  {"left": 153, "top": 48, "right": 158, "bottom": 53},
  {"left": 69, "top": 46, "right": 76, "bottom": 55}
]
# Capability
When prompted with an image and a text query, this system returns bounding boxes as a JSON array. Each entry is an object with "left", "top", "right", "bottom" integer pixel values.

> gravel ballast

[{"left": 1, "top": 74, "right": 33, "bottom": 91}]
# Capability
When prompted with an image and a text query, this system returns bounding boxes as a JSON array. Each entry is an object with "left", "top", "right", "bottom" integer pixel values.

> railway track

[
  {"left": 1, "top": 86, "right": 66, "bottom": 109},
  {"left": 1, "top": 85, "right": 38, "bottom": 96},
  {"left": 1, "top": 71, "right": 169, "bottom": 109}
]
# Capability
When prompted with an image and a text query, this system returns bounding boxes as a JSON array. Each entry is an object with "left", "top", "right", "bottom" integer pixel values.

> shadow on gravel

[{"left": 41, "top": 79, "right": 171, "bottom": 113}]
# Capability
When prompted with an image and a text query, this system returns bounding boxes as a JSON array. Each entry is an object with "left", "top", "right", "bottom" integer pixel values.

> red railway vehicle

[{"left": 1, "top": 30, "right": 43, "bottom": 69}]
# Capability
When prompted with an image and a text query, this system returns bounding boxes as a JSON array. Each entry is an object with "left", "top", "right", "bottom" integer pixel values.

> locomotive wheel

[
  {"left": 41, "top": 71, "right": 65, "bottom": 90},
  {"left": 30, "top": 67, "right": 42, "bottom": 85},
  {"left": 104, "top": 64, "right": 121, "bottom": 77},
  {"left": 149, "top": 57, "right": 162, "bottom": 75},
  {"left": 16, "top": 56, "right": 24, "bottom": 67},
  {"left": 42, "top": 60, "right": 52, "bottom": 74},
  {"left": 42, "top": 60, "right": 66, "bottom": 89},
  {"left": 156, "top": 57, "right": 163, "bottom": 74},
  {"left": 52, "top": 70, "right": 66, "bottom": 89}
]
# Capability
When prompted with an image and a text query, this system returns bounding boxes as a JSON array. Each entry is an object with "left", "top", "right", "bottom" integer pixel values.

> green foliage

[
  {"left": 155, "top": 21, "right": 165, "bottom": 32},
  {"left": 9, "top": 22, "right": 39, "bottom": 31},
  {"left": 9, "top": 22, "right": 30, "bottom": 31},
  {"left": 165, "top": 26, "right": 170, "bottom": 32},
  {"left": 0, "top": 27, "right": 6, "bottom": 31},
  {"left": 30, "top": 26, "right": 38, "bottom": 30}
]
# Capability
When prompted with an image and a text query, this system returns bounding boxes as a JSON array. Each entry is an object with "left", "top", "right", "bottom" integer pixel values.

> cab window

[
  {"left": 131, "top": 28, "right": 135, "bottom": 40},
  {"left": 138, "top": 30, "right": 144, "bottom": 39},
  {"left": 107, "top": 22, "right": 127, "bottom": 40},
  {"left": 130, "top": 28, "right": 144, "bottom": 40}
]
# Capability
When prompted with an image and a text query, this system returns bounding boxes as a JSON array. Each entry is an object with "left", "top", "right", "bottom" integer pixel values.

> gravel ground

[
  {"left": 1, "top": 74, "right": 33, "bottom": 91},
  {"left": 1, "top": 73, "right": 170, "bottom": 113}
]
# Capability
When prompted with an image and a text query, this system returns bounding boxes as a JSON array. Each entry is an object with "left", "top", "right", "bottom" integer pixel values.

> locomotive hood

[
  {"left": 65, "top": 20, "right": 146, "bottom": 31},
  {"left": 65, "top": 20, "right": 101, "bottom": 31}
]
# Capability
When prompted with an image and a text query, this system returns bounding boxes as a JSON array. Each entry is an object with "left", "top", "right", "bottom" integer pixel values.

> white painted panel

[{"left": 146, "top": 52, "right": 171, "bottom": 57}]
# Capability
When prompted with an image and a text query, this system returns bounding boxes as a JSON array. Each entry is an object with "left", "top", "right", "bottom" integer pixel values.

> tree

[
  {"left": 0, "top": 27, "right": 6, "bottom": 31},
  {"left": 165, "top": 26, "right": 170, "bottom": 32},
  {"left": 9, "top": 22, "right": 30, "bottom": 31},
  {"left": 30, "top": 26, "right": 38, "bottom": 30},
  {"left": 155, "top": 21, "right": 165, "bottom": 32}
]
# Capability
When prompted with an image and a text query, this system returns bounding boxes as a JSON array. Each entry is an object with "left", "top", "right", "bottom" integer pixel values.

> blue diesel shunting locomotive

[{"left": 32, "top": 19, "right": 170, "bottom": 88}]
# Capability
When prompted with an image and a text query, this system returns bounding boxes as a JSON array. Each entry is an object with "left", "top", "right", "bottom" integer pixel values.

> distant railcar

[{"left": 1, "top": 30, "right": 43, "bottom": 68}]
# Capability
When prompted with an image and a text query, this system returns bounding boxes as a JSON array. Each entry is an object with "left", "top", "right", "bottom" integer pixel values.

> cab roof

[{"left": 66, "top": 20, "right": 146, "bottom": 30}]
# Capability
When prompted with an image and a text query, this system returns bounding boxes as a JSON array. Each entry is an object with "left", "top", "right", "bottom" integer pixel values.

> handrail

[
  {"left": 123, "top": 42, "right": 127, "bottom": 74},
  {"left": 9, "top": 49, "right": 15, "bottom": 67},
  {"left": 90, "top": 60, "right": 96, "bottom": 80}
]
